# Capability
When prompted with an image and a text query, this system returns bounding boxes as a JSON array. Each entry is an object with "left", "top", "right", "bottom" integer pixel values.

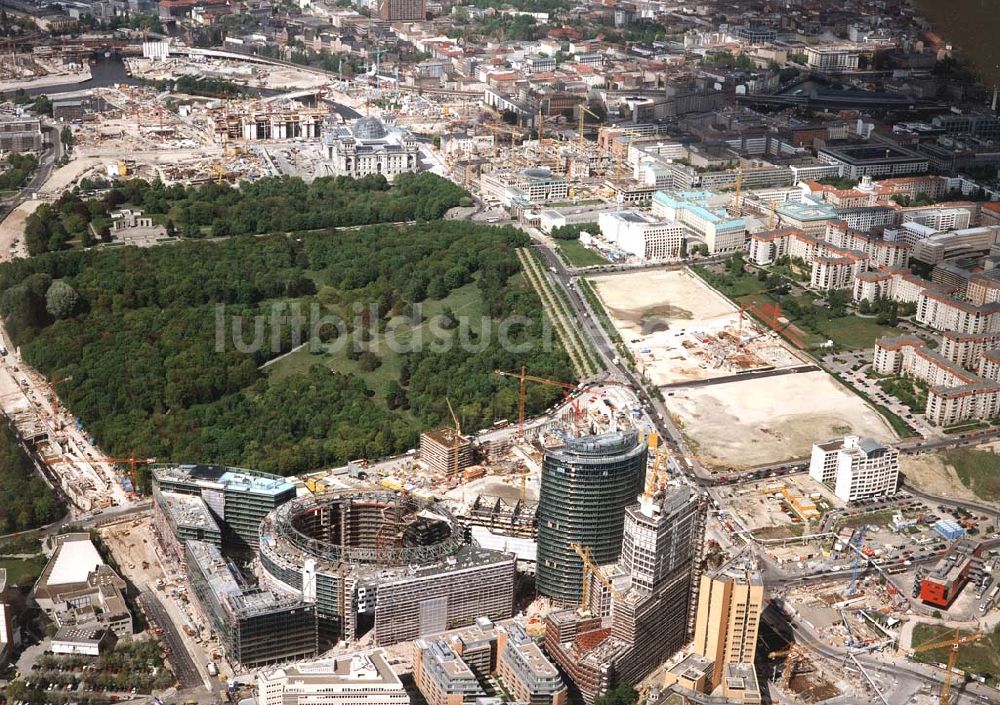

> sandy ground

[
  {"left": 0, "top": 66, "right": 91, "bottom": 93},
  {"left": 0, "top": 199, "right": 41, "bottom": 258},
  {"left": 900, "top": 453, "right": 998, "bottom": 507},
  {"left": 590, "top": 268, "right": 802, "bottom": 385},
  {"left": 591, "top": 268, "right": 734, "bottom": 336},
  {"left": 668, "top": 370, "right": 899, "bottom": 468}
]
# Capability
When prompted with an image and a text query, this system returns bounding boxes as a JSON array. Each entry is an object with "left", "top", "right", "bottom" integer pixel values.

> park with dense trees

[
  {"left": 0, "top": 420, "right": 62, "bottom": 533},
  {"left": 0, "top": 218, "right": 573, "bottom": 480},
  {"left": 24, "top": 172, "right": 471, "bottom": 255}
]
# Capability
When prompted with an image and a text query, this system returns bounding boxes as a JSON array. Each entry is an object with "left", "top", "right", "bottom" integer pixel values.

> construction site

[
  {"left": 585, "top": 267, "right": 898, "bottom": 469},
  {"left": 0, "top": 51, "right": 91, "bottom": 91},
  {"left": 588, "top": 268, "right": 805, "bottom": 386}
]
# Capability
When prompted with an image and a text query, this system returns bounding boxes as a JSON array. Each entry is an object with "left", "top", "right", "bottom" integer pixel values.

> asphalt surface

[
  {"left": 138, "top": 591, "right": 203, "bottom": 690},
  {"left": 658, "top": 364, "right": 819, "bottom": 389}
]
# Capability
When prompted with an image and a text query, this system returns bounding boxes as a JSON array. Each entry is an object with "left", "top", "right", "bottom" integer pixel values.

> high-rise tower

[{"left": 536, "top": 431, "right": 646, "bottom": 605}]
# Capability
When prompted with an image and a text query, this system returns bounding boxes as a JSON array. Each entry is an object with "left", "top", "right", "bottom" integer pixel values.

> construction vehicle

[
  {"left": 210, "top": 163, "right": 229, "bottom": 184},
  {"left": 910, "top": 629, "right": 986, "bottom": 704},
  {"left": 494, "top": 367, "right": 578, "bottom": 438},
  {"left": 767, "top": 644, "right": 808, "bottom": 690}
]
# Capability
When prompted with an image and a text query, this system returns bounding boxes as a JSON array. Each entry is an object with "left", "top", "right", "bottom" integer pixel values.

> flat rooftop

[
  {"left": 154, "top": 463, "right": 294, "bottom": 497},
  {"left": 157, "top": 489, "right": 221, "bottom": 532},
  {"left": 42, "top": 534, "right": 103, "bottom": 588},
  {"left": 263, "top": 650, "right": 403, "bottom": 687}
]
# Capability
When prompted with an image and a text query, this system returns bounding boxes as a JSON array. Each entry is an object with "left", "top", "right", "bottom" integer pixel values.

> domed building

[{"left": 323, "top": 116, "right": 420, "bottom": 182}]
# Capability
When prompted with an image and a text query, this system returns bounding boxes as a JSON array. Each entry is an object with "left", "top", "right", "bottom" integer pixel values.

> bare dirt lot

[
  {"left": 900, "top": 452, "right": 996, "bottom": 507},
  {"left": 589, "top": 268, "right": 802, "bottom": 385},
  {"left": 668, "top": 371, "right": 899, "bottom": 468}
]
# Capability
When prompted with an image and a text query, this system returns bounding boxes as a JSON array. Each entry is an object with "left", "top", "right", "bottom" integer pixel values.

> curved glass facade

[{"left": 536, "top": 431, "right": 646, "bottom": 604}]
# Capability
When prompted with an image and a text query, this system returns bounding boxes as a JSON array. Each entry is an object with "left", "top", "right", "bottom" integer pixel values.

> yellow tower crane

[
  {"left": 577, "top": 105, "right": 603, "bottom": 144},
  {"left": 569, "top": 542, "right": 623, "bottom": 615},
  {"left": 445, "top": 397, "right": 462, "bottom": 478},
  {"left": 910, "top": 629, "right": 986, "bottom": 705}
]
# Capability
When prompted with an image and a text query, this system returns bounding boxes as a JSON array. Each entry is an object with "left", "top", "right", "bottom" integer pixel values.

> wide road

[
  {"left": 138, "top": 591, "right": 203, "bottom": 690},
  {"left": 658, "top": 364, "right": 819, "bottom": 390}
]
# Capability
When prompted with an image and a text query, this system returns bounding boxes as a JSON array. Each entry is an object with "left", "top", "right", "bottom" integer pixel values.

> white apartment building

[
  {"left": 852, "top": 268, "right": 927, "bottom": 303},
  {"left": 902, "top": 207, "right": 971, "bottom": 232},
  {"left": 258, "top": 651, "right": 410, "bottom": 705},
  {"left": 598, "top": 210, "right": 685, "bottom": 260},
  {"left": 916, "top": 290, "right": 1000, "bottom": 334},
  {"left": 809, "top": 436, "right": 899, "bottom": 502},
  {"left": 804, "top": 46, "right": 861, "bottom": 72}
]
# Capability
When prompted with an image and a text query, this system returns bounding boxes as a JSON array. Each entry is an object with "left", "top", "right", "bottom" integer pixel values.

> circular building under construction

[{"left": 258, "top": 490, "right": 516, "bottom": 646}]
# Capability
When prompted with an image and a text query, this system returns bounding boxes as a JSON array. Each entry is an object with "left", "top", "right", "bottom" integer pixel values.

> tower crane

[
  {"left": 94, "top": 455, "right": 157, "bottom": 496},
  {"left": 493, "top": 367, "right": 579, "bottom": 438},
  {"left": 728, "top": 165, "right": 744, "bottom": 218},
  {"left": 911, "top": 629, "right": 986, "bottom": 705},
  {"left": 577, "top": 105, "right": 603, "bottom": 144},
  {"left": 445, "top": 397, "right": 462, "bottom": 478},
  {"left": 569, "top": 542, "right": 622, "bottom": 614}
]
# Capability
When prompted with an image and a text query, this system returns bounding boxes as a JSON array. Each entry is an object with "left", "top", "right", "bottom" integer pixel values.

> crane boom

[
  {"left": 494, "top": 367, "right": 577, "bottom": 437},
  {"left": 911, "top": 629, "right": 986, "bottom": 705}
]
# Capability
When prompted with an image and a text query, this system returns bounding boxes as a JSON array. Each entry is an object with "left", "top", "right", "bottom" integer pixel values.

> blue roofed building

[
  {"left": 651, "top": 190, "right": 746, "bottom": 253},
  {"left": 153, "top": 464, "right": 296, "bottom": 550}
]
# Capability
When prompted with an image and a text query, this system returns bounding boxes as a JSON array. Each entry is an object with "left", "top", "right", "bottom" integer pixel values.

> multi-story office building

[
  {"left": 0, "top": 116, "right": 42, "bottom": 152},
  {"left": 817, "top": 143, "right": 929, "bottom": 179},
  {"left": 497, "top": 622, "right": 568, "bottom": 705},
  {"left": 152, "top": 486, "right": 223, "bottom": 565},
  {"left": 598, "top": 210, "right": 685, "bottom": 260},
  {"left": 544, "top": 488, "right": 707, "bottom": 704},
  {"left": 323, "top": 117, "right": 420, "bottom": 182},
  {"left": 377, "top": 0, "right": 424, "bottom": 20},
  {"left": 414, "top": 639, "right": 486, "bottom": 705},
  {"left": 692, "top": 555, "right": 764, "bottom": 692},
  {"left": 257, "top": 651, "right": 410, "bottom": 705},
  {"left": 804, "top": 46, "right": 861, "bottom": 72},
  {"left": 259, "top": 492, "right": 516, "bottom": 646},
  {"left": 186, "top": 540, "right": 317, "bottom": 667},
  {"left": 651, "top": 191, "right": 746, "bottom": 254},
  {"left": 152, "top": 464, "right": 296, "bottom": 550},
  {"left": 536, "top": 431, "right": 646, "bottom": 605},
  {"left": 33, "top": 534, "right": 133, "bottom": 638},
  {"left": 809, "top": 435, "right": 899, "bottom": 502}
]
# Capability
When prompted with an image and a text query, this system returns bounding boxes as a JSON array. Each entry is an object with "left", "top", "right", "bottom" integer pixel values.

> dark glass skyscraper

[{"left": 536, "top": 431, "right": 647, "bottom": 605}]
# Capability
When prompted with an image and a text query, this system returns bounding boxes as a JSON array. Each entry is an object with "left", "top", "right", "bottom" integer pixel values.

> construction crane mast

[
  {"left": 494, "top": 367, "right": 578, "bottom": 438},
  {"left": 911, "top": 629, "right": 986, "bottom": 705},
  {"left": 577, "top": 105, "right": 603, "bottom": 144},
  {"left": 98, "top": 455, "right": 157, "bottom": 496},
  {"left": 446, "top": 397, "right": 462, "bottom": 477},
  {"left": 569, "top": 542, "right": 622, "bottom": 614}
]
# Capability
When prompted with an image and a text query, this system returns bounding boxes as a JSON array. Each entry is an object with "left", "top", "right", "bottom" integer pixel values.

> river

[
  {"left": 915, "top": 0, "right": 1000, "bottom": 87},
  {"left": 15, "top": 54, "right": 139, "bottom": 98}
]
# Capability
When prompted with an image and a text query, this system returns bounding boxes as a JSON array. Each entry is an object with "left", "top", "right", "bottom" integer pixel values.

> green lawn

[
  {"left": 941, "top": 448, "right": 1000, "bottom": 503},
  {"left": 808, "top": 316, "right": 900, "bottom": 350},
  {"left": 911, "top": 624, "right": 1000, "bottom": 685},
  {"left": 753, "top": 524, "right": 806, "bottom": 540},
  {"left": 0, "top": 555, "right": 46, "bottom": 587},
  {"left": 558, "top": 240, "right": 609, "bottom": 267},
  {"left": 834, "top": 508, "right": 899, "bottom": 531},
  {"left": 265, "top": 281, "right": 487, "bottom": 407},
  {"left": 692, "top": 266, "right": 770, "bottom": 298}
]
